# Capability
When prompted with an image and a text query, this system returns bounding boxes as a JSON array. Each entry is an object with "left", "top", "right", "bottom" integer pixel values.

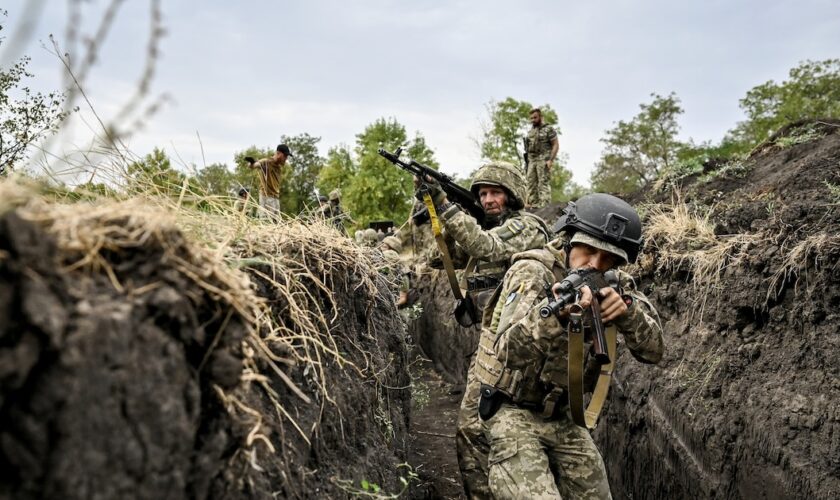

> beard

[{"left": 483, "top": 207, "right": 511, "bottom": 228}]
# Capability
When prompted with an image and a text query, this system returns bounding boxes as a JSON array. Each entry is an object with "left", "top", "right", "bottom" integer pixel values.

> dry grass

[
  {"left": 643, "top": 198, "right": 762, "bottom": 317},
  {"left": 767, "top": 232, "right": 840, "bottom": 301},
  {"left": 0, "top": 176, "right": 390, "bottom": 466}
]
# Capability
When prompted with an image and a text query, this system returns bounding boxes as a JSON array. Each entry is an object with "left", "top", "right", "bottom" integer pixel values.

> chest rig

[{"left": 475, "top": 255, "right": 617, "bottom": 429}]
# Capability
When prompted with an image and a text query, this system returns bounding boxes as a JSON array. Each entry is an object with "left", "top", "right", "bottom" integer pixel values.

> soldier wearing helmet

[
  {"left": 474, "top": 193, "right": 664, "bottom": 499},
  {"left": 320, "top": 188, "right": 348, "bottom": 235},
  {"left": 415, "top": 161, "right": 550, "bottom": 499}
]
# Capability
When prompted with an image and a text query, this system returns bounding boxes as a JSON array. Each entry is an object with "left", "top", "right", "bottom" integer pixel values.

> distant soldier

[
  {"left": 244, "top": 144, "right": 293, "bottom": 220},
  {"left": 524, "top": 108, "right": 559, "bottom": 208},
  {"left": 233, "top": 187, "right": 256, "bottom": 217},
  {"left": 321, "top": 189, "right": 348, "bottom": 235},
  {"left": 415, "top": 162, "right": 550, "bottom": 499}
]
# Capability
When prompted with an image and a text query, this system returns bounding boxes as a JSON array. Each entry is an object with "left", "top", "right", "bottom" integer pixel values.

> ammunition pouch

[
  {"left": 454, "top": 295, "right": 478, "bottom": 327},
  {"left": 466, "top": 275, "right": 501, "bottom": 292},
  {"left": 478, "top": 385, "right": 506, "bottom": 421}
]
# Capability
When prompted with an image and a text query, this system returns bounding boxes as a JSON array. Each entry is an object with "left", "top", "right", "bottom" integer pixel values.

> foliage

[
  {"left": 317, "top": 144, "right": 356, "bottom": 196},
  {"left": 478, "top": 97, "right": 559, "bottom": 166},
  {"left": 193, "top": 162, "right": 240, "bottom": 196},
  {"left": 345, "top": 118, "right": 438, "bottom": 229},
  {"left": 823, "top": 180, "right": 840, "bottom": 203},
  {"left": 548, "top": 152, "right": 586, "bottom": 202},
  {"left": 127, "top": 147, "right": 186, "bottom": 196},
  {"left": 726, "top": 59, "right": 840, "bottom": 148},
  {"left": 773, "top": 123, "right": 825, "bottom": 148},
  {"left": 0, "top": 12, "right": 73, "bottom": 175},
  {"left": 590, "top": 93, "right": 684, "bottom": 194}
]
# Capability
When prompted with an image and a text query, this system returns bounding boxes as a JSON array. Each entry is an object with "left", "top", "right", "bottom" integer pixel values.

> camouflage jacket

[
  {"left": 485, "top": 238, "right": 663, "bottom": 390},
  {"left": 526, "top": 124, "right": 558, "bottom": 160},
  {"left": 436, "top": 205, "right": 549, "bottom": 267},
  {"left": 430, "top": 204, "right": 549, "bottom": 314}
]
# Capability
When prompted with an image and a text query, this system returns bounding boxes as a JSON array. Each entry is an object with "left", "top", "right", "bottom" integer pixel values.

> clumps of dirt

[
  {"left": 595, "top": 119, "right": 840, "bottom": 499},
  {"left": 211, "top": 221, "right": 412, "bottom": 499},
  {"left": 0, "top": 186, "right": 413, "bottom": 500},
  {"left": 0, "top": 196, "right": 253, "bottom": 499}
]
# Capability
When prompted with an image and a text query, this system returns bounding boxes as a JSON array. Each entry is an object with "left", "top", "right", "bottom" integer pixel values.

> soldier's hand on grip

[{"left": 598, "top": 286, "right": 627, "bottom": 323}]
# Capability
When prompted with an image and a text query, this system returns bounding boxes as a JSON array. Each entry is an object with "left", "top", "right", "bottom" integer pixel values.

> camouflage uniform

[
  {"left": 478, "top": 237, "right": 663, "bottom": 499},
  {"left": 426, "top": 162, "right": 550, "bottom": 499},
  {"left": 322, "top": 189, "right": 347, "bottom": 235},
  {"left": 525, "top": 123, "right": 558, "bottom": 208}
]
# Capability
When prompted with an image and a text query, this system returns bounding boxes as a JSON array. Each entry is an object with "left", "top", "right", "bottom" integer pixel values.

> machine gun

[
  {"left": 539, "top": 269, "right": 620, "bottom": 364},
  {"left": 378, "top": 147, "right": 486, "bottom": 228}
]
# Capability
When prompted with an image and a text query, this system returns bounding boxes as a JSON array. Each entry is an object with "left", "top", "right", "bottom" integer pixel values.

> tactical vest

[
  {"left": 474, "top": 250, "right": 617, "bottom": 416},
  {"left": 462, "top": 212, "right": 551, "bottom": 315},
  {"left": 527, "top": 125, "right": 555, "bottom": 160}
]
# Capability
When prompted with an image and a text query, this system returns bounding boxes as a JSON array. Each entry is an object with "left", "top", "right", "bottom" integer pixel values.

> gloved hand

[{"left": 414, "top": 177, "right": 446, "bottom": 206}]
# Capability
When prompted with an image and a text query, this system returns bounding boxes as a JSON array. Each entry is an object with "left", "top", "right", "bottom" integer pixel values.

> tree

[
  {"left": 590, "top": 93, "right": 684, "bottom": 194},
  {"left": 127, "top": 147, "right": 186, "bottom": 196},
  {"left": 726, "top": 59, "right": 840, "bottom": 147},
  {"left": 478, "top": 97, "right": 559, "bottom": 166},
  {"left": 193, "top": 162, "right": 236, "bottom": 196},
  {"left": 317, "top": 144, "right": 356, "bottom": 197},
  {"left": 0, "top": 12, "right": 72, "bottom": 175},
  {"left": 548, "top": 152, "right": 585, "bottom": 203},
  {"left": 345, "top": 118, "right": 438, "bottom": 229}
]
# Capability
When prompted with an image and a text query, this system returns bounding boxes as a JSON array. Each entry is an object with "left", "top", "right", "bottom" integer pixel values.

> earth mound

[
  {"left": 595, "top": 119, "right": 840, "bottom": 499},
  {"left": 0, "top": 189, "right": 412, "bottom": 499}
]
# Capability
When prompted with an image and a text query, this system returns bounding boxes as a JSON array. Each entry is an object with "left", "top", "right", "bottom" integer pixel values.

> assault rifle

[
  {"left": 522, "top": 137, "right": 530, "bottom": 174},
  {"left": 539, "top": 269, "right": 620, "bottom": 364},
  {"left": 378, "top": 147, "right": 486, "bottom": 227}
]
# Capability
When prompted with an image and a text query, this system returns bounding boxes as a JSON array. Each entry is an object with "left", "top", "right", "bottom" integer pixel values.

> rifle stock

[{"left": 378, "top": 148, "right": 486, "bottom": 227}]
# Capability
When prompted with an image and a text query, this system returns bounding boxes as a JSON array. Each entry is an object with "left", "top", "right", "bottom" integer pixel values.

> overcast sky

[{"left": 4, "top": 0, "right": 840, "bottom": 184}]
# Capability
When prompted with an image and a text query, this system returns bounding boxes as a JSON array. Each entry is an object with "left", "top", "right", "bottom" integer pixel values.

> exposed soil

[
  {"left": 0, "top": 210, "right": 248, "bottom": 499},
  {"left": 0, "top": 201, "right": 412, "bottom": 500},
  {"left": 594, "top": 120, "right": 840, "bottom": 499},
  {"left": 406, "top": 359, "right": 465, "bottom": 500}
]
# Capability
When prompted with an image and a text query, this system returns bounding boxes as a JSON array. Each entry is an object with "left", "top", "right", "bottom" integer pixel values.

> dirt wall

[
  {"left": 0, "top": 198, "right": 412, "bottom": 500},
  {"left": 594, "top": 121, "right": 840, "bottom": 499}
]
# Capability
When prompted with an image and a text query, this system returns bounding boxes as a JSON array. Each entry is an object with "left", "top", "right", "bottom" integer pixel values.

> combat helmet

[
  {"left": 470, "top": 162, "right": 526, "bottom": 210},
  {"left": 329, "top": 188, "right": 341, "bottom": 202},
  {"left": 381, "top": 235, "right": 402, "bottom": 253},
  {"left": 553, "top": 193, "right": 643, "bottom": 264}
]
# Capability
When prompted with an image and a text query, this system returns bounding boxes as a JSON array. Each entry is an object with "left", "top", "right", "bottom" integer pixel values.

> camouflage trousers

[
  {"left": 258, "top": 193, "right": 281, "bottom": 221},
  {"left": 456, "top": 355, "right": 492, "bottom": 499},
  {"left": 485, "top": 404, "right": 612, "bottom": 499},
  {"left": 526, "top": 159, "right": 552, "bottom": 208}
]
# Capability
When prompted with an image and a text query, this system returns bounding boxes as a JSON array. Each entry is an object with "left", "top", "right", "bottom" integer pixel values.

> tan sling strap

[
  {"left": 422, "top": 194, "right": 463, "bottom": 300},
  {"left": 567, "top": 301, "right": 617, "bottom": 429}
]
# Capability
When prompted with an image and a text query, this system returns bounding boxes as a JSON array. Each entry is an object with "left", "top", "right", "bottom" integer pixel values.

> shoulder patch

[{"left": 498, "top": 219, "right": 525, "bottom": 241}]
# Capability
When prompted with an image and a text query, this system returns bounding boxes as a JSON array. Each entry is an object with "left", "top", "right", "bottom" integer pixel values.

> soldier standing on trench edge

[
  {"left": 414, "top": 162, "right": 550, "bottom": 499},
  {"left": 473, "top": 193, "right": 664, "bottom": 498}
]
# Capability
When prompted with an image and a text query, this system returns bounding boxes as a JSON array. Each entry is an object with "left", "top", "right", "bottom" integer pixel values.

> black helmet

[{"left": 553, "top": 193, "right": 643, "bottom": 264}]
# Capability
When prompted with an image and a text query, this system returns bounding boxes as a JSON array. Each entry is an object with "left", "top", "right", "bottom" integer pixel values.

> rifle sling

[
  {"left": 422, "top": 193, "right": 463, "bottom": 300},
  {"left": 568, "top": 305, "right": 617, "bottom": 430}
]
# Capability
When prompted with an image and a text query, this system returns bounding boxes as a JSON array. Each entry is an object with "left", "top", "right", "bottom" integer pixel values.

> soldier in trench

[
  {"left": 473, "top": 193, "right": 664, "bottom": 499},
  {"left": 414, "top": 162, "right": 550, "bottom": 499}
]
